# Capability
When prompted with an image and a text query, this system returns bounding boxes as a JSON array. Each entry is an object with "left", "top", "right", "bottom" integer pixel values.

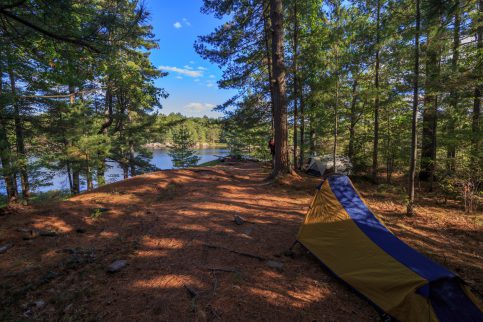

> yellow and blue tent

[{"left": 297, "top": 175, "right": 482, "bottom": 322}]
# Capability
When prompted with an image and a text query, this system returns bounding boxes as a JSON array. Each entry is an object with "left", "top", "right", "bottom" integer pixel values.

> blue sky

[{"left": 145, "top": 0, "right": 235, "bottom": 118}]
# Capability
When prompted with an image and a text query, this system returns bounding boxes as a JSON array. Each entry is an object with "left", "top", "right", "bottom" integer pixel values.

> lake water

[{"left": 0, "top": 148, "right": 229, "bottom": 194}]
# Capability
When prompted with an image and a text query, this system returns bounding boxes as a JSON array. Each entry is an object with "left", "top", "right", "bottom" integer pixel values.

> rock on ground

[
  {"left": 0, "top": 243, "right": 12, "bottom": 254},
  {"left": 107, "top": 260, "right": 128, "bottom": 273}
]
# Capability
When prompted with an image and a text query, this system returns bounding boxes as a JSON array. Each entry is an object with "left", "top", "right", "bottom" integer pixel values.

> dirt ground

[{"left": 0, "top": 161, "right": 481, "bottom": 321}]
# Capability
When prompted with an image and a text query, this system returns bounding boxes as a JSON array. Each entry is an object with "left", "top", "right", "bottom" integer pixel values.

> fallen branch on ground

[
  {"left": 203, "top": 267, "right": 239, "bottom": 273},
  {"left": 201, "top": 243, "right": 265, "bottom": 261}
]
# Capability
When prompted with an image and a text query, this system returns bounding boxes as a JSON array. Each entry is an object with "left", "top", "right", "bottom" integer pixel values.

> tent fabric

[
  {"left": 306, "top": 157, "right": 326, "bottom": 176},
  {"left": 304, "top": 156, "right": 352, "bottom": 177},
  {"left": 297, "top": 176, "right": 482, "bottom": 322}
]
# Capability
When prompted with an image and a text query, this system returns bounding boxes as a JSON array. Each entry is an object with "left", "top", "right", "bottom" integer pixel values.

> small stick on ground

[
  {"left": 202, "top": 243, "right": 265, "bottom": 261},
  {"left": 204, "top": 267, "right": 239, "bottom": 273},
  {"left": 211, "top": 271, "right": 218, "bottom": 296},
  {"left": 184, "top": 285, "right": 198, "bottom": 298}
]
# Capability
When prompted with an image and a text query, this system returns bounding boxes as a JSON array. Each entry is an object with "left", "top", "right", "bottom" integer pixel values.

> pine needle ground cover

[{"left": 0, "top": 162, "right": 481, "bottom": 321}]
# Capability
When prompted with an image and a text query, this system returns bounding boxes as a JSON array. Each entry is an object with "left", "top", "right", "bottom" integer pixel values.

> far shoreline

[{"left": 143, "top": 142, "right": 228, "bottom": 149}]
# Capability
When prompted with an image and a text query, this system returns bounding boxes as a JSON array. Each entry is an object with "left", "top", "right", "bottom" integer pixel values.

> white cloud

[
  {"left": 183, "top": 65, "right": 193, "bottom": 70},
  {"left": 205, "top": 79, "right": 216, "bottom": 88},
  {"left": 175, "top": 76, "right": 183, "bottom": 79},
  {"left": 185, "top": 102, "right": 216, "bottom": 112},
  {"left": 189, "top": 60, "right": 195, "bottom": 64},
  {"left": 209, "top": 74, "right": 215, "bottom": 78},
  {"left": 159, "top": 65, "right": 203, "bottom": 77},
  {"left": 197, "top": 66, "right": 207, "bottom": 71},
  {"left": 182, "top": 18, "right": 191, "bottom": 27},
  {"left": 173, "top": 21, "right": 182, "bottom": 29},
  {"left": 194, "top": 79, "right": 200, "bottom": 82}
]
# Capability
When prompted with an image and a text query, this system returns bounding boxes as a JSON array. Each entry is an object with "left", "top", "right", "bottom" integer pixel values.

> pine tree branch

[
  {"left": 0, "top": 0, "right": 26, "bottom": 10},
  {"left": 21, "top": 88, "right": 104, "bottom": 98},
  {"left": 0, "top": 8, "right": 101, "bottom": 52}
]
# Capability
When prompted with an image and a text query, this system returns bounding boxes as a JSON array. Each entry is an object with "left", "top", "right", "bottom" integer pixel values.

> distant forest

[{"left": 155, "top": 113, "right": 224, "bottom": 146}]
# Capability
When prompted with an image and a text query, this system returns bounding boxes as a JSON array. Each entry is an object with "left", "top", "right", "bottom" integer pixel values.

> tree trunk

[
  {"left": 129, "top": 141, "right": 136, "bottom": 177},
  {"left": 471, "top": 0, "right": 482, "bottom": 171},
  {"left": 0, "top": 128, "right": 16, "bottom": 202},
  {"left": 122, "top": 163, "right": 129, "bottom": 179},
  {"left": 385, "top": 106, "right": 392, "bottom": 183},
  {"left": 69, "top": 84, "right": 80, "bottom": 194},
  {"left": 12, "top": 172, "right": 18, "bottom": 196},
  {"left": 97, "top": 162, "right": 106, "bottom": 187},
  {"left": 420, "top": 68, "right": 439, "bottom": 187},
  {"left": 58, "top": 106, "right": 73, "bottom": 193},
  {"left": 446, "top": 0, "right": 460, "bottom": 175},
  {"left": 8, "top": 66, "right": 29, "bottom": 199},
  {"left": 126, "top": 109, "right": 136, "bottom": 177},
  {"left": 309, "top": 114, "right": 315, "bottom": 155},
  {"left": 473, "top": 88, "right": 481, "bottom": 168},
  {"left": 332, "top": 3, "right": 342, "bottom": 173},
  {"left": 299, "top": 86, "right": 305, "bottom": 168},
  {"left": 86, "top": 157, "right": 93, "bottom": 191},
  {"left": 386, "top": 155, "right": 393, "bottom": 183},
  {"left": 66, "top": 161, "right": 73, "bottom": 192},
  {"left": 263, "top": 1, "right": 276, "bottom": 167},
  {"left": 262, "top": 1, "right": 275, "bottom": 121},
  {"left": 97, "top": 85, "right": 113, "bottom": 186},
  {"left": 428, "top": 96, "right": 438, "bottom": 190},
  {"left": 269, "top": 0, "right": 291, "bottom": 177},
  {"left": 292, "top": 0, "right": 299, "bottom": 169},
  {"left": 348, "top": 79, "right": 358, "bottom": 161},
  {"left": 372, "top": 0, "right": 381, "bottom": 183},
  {"left": 408, "top": 0, "right": 420, "bottom": 216},
  {"left": 72, "top": 170, "right": 80, "bottom": 193},
  {"left": 333, "top": 74, "right": 339, "bottom": 172},
  {"left": 420, "top": 6, "right": 442, "bottom": 188},
  {"left": 0, "top": 67, "right": 17, "bottom": 202}
]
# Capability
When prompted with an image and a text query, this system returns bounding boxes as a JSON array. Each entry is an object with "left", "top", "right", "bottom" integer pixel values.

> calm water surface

[{"left": 1, "top": 148, "right": 229, "bottom": 194}]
